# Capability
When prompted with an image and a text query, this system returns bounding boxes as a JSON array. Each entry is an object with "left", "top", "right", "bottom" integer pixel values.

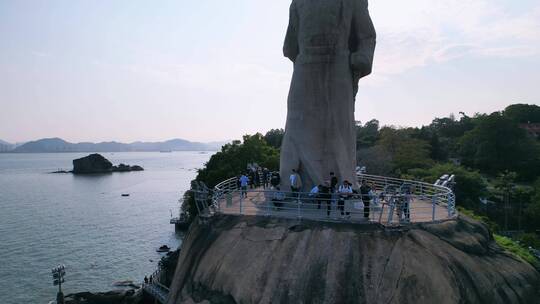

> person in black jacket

[
  {"left": 360, "top": 179, "right": 372, "bottom": 219},
  {"left": 318, "top": 181, "right": 332, "bottom": 216},
  {"left": 329, "top": 172, "right": 338, "bottom": 193},
  {"left": 270, "top": 172, "right": 281, "bottom": 190}
]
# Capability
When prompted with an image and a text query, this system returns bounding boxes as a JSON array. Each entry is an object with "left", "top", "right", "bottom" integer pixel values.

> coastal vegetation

[
  {"left": 196, "top": 134, "right": 279, "bottom": 188},
  {"left": 493, "top": 234, "right": 540, "bottom": 269},
  {"left": 182, "top": 134, "right": 279, "bottom": 218},
  {"left": 353, "top": 103, "right": 540, "bottom": 253},
  {"left": 182, "top": 103, "right": 540, "bottom": 262}
]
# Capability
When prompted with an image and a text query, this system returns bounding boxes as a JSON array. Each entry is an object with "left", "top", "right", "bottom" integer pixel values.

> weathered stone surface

[
  {"left": 73, "top": 153, "right": 113, "bottom": 174},
  {"left": 72, "top": 154, "right": 144, "bottom": 174},
  {"left": 167, "top": 215, "right": 539, "bottom": 304},
  {"left": 65, "top": 289, "right": 142, "bottom": 304},
  {"left": 280, "top": 0, "right": 376, "bottom": 190},
  {"left": 114, "top": 163, "right": 144, "bottom": 172}
]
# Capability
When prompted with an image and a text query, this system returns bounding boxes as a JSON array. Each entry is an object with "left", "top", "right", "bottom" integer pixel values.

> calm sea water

[{"left": 0, "top": 152, "right": 211, "bottom": 304}]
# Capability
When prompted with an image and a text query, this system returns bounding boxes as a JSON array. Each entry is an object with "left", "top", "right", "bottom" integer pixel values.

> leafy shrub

[
  {"left": 493, "top": 234, "right": 540, "bottom": 269},
  {"left": 517, "top": 233, "right": 540, "bottom": 249},
  {"left": 182, "top": 133, "right": 279, "bottom": 220}
]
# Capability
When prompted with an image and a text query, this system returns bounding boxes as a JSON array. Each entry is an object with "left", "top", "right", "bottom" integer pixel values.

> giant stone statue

[{"left": 280, "top": 0, "right": 376, "bottom": 190}]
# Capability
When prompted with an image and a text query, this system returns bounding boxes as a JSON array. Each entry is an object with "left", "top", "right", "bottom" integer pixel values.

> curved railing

[
  {"left": 206, "top": 173, "right": 457, "bottom": 226},
  {"left": 357, "top": 173, "right": 456, "bottom": 221},
  {"left": 142, "top": 267, "right": 169, "bottom": 304}
]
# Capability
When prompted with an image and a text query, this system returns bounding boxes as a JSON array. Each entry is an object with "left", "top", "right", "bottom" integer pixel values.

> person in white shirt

[
  {"left": 289, "top": 169, "right": 302, "bottom": 196},
  {"left": 338, "top": 180, "right": 353, "bottom": 216}
]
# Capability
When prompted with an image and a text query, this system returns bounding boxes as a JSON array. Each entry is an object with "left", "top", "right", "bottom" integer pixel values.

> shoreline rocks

[{"left": 64, "top": 288, "right": 142, "bottom": 304}]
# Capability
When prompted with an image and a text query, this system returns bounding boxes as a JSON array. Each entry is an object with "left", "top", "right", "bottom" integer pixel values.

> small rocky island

[{"left": 72, "top": 153, "right": 144, "bottom": 174}]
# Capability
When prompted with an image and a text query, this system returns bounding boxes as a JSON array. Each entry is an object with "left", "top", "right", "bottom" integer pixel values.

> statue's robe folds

[{"left": 280, "top": 0, "right": 376, "bottom": 190}]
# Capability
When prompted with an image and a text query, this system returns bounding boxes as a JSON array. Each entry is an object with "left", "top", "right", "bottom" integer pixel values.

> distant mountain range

[
  {"left": 0, "top": 138, "right": 227, "bottom": 153},
  {"left": 0, "top": 139, "right": 15, "bottom": 152}
]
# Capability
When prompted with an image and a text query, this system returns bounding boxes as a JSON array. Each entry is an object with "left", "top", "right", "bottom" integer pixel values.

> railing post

[
  {"left": 378, "top": 203, "right": 385, "bottom": 223},
  {"left": 239, "top": 191, "right": 244, "bottom": 215},
  {"left": 448, "top": 193, "right": 456, "bottom": 218},
  {"left": 432, "top": 195, "right": 437, "bottom": 221},
  {"left": 404, "top": 194, "right": 411, "bottom": 223},
  {"left": 387, "top": 197, "right": 395, "bottom": 224},
  {"left": 297, "top": 195, "right": 302, "bottom": 220},
  {"left": 265, "top": 191, "right": 270, "bottom": 216},
  {"left": 447, "top": 193, "right": 451, "bottom": 218}
]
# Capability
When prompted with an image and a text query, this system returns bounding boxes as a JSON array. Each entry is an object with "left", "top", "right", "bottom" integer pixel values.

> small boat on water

[
  {"left": 121, "top": 194, "right": 130, "bottom": 197},
  {"left": 157, "top": 245, "right": 170, "bottom": 253}
]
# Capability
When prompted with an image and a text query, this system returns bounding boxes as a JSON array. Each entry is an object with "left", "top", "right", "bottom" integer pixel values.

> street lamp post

[{"left": 52, "top": 264, "right": 66, "bottom": 304}]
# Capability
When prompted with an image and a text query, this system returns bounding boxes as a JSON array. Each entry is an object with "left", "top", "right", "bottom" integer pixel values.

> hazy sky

[{"left": 1, "top": 0, "right": 539, "bottom": 143}]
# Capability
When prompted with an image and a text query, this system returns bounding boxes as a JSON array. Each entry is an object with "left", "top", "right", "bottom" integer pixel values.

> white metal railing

[
  {"left": 205, "top": 173, "right": 457, "bottom": 226},
  {"left": 142, "top": 267, "right": 169, "bottom": 304}
]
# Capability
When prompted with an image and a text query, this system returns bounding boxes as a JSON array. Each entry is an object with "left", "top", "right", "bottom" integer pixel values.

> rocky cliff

[{"left": 167, "top": 215, "right": 540, "bottom": 304}]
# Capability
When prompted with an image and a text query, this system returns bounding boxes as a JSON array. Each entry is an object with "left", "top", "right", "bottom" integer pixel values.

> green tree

[
  {"left": 356, "top": 119, "right": 380, "bottom": 148},
  {"left": 377, "top": 127, "right": 434, "bottom": 174},
  {"left": 197, "top": 133, "right": 279, "bottom": 188},
  {"left": 493, "top": 171, "right": 518, "bottom": 231},
  {"left": 459, "top": 112, "right": 540, "bottom": 179},
  {"left": 182, "top": 133, "right": 280, "bottom": 221},
  {"left": 503, "top": 104, "right": 540, "bottom": 124},
  {"left": 430, "top": 113, "right": 475, "bottom": 139},
  {"left": 357, "top": 145, "right": 394, "bottom": 176},
  {"left": 264, "top": 129, "right": 285, "bottom": 149},
  {"left": 524, "top": 178, "right": 540, "bottom": 231},
  {"left": 425, "top": 113, "right": 476, "bottom": 160}
]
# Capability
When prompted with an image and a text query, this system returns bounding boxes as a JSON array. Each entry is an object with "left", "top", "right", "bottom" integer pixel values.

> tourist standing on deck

[
  {"left": 319, "top": 181, "right": 332, "bottom": 216},
  {"left": 271, "top": 172, "right": 281, "bottom": 190},
  {"left": 262, "top": 168, "right": 270, "bottom": 189},
  {"left": 330, "top": 172, "right": 338, "bottom": 192},
  {"left": 338, "top": 180, "right": 353, "bottom": 216},
  {"left": 309, "top": 184, "right": 320, "bottom": 207},
  {"left": 249, "top": 169, "right": 257, "bottom": 189},
  {"left": 360, "top": 179, "right": 372, "bottom": 219},
  {"left": 290, "top": 169, "right": 302, "bottom": 195},
  {"left": 239, "top": 174, "right": 249, "bottom": 198}
]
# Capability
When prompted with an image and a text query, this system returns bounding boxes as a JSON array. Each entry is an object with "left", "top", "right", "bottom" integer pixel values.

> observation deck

[{"left": 193, "top": 174, "right": 457, "bottom": 226}]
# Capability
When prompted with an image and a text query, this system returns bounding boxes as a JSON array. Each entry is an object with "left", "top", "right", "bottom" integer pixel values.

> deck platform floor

[{"left": 215, "top": 189, "right": 450, "bottom": 224}]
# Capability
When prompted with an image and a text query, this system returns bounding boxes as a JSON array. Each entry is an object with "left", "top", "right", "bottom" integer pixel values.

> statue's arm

[
  {"left": 350, "top": 0, "right": 376, "bottom": 86},
  {"left": 283, "top": 1, "right": 299, "bottom": 62}
]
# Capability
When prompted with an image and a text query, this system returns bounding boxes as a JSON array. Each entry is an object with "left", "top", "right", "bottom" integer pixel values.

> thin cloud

[{"left": 369, "top": 0, "right": 540, "bottom": 81}]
